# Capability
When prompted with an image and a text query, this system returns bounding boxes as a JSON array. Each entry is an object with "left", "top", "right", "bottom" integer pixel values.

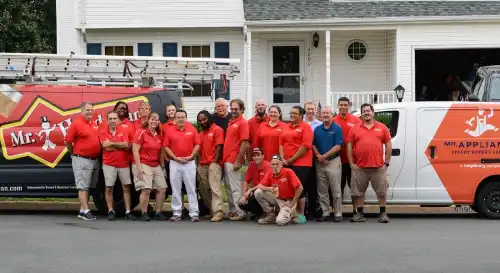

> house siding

[
  {"left": 56, "top": 0, "right": 84, "bottom": 54},
  {"left": 84, "top": 29, "right": 245, "bottom": 121},
  {"left": 386, "top": 30, "right": 397, "bottom": 91},
  {"left": 398, "top": 23, "right": 500, "bottom": 101},
  {"left": 82, "top": 0, "right": 244, "bottom": 29}
]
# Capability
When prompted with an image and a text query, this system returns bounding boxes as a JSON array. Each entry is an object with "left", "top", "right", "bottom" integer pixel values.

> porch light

[
  {"left": 313, "top": 32, "right": 320, "bottom": 48},
  {"left": 394, "top": 84, "right": 405, "bottom": 102}
]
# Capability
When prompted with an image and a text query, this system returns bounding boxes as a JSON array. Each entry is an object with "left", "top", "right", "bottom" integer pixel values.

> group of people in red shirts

[{"left": 64, "top": 95, "right": 392, "bottom": 225}]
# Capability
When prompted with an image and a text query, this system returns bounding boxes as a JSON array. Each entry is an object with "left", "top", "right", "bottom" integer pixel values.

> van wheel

[
  {"left": 476, "top": 181, "right": 500, "bottom": 219},
  {"left": 90, "top": 171, "right": 142, "bottom": 217}
]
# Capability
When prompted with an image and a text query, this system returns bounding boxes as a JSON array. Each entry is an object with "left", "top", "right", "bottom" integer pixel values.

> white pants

[
  {"left": 224, "top": 162, "right": 245, "bottom": 217},
  {"left": 170, "top": 160, "right": 198, "bottom": 217}
]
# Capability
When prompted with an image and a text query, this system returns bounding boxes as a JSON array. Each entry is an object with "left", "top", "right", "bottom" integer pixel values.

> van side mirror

[{"left": 468, "top": 94, "right": 480, "bottom": 102}]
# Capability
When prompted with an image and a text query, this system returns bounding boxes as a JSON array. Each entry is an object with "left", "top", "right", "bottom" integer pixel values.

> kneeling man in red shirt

[{"left": 253, "top": 155, "right": 303, "bottom": 226}]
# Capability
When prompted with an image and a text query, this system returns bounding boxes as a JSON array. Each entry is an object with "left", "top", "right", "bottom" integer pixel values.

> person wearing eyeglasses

[
  {"left": 279, "top": 105, "right": 314, "bottom": 224},
  {"left": 253, "top": 154, "right": 303, "bottom": 226}
]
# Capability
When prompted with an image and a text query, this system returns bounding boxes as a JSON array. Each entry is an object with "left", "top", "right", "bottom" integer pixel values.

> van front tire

[{"left": 476, "top": 181, "right": 500, "bottom": 219}]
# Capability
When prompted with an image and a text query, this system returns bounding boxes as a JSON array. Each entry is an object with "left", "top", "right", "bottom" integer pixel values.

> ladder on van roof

[{"left": 0, "top": 52, "right": 240, "bottom": 92}]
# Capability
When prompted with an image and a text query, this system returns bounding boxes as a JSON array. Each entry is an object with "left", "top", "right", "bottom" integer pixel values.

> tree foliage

[{"left": 0, "top": 0, "right": 56, "bottom": 53}]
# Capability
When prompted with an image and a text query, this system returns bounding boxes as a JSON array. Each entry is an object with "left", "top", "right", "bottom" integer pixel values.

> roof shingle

[{"left": 243, "top": 1, "right": 500, "bottom": 21}]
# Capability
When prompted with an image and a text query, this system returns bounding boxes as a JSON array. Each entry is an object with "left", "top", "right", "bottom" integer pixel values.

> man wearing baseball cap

[{"left": 239, "top": 147, "right": 271, "bottom": 220}]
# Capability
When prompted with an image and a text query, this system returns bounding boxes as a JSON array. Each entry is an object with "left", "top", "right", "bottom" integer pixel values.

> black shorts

[{"left": 286, "top": 166, "right": 311, "bottom": 198}]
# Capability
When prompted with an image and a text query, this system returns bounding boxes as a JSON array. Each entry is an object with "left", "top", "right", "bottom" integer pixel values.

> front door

[{"left": 269, "top": 43, "right": 304, "bottom": 117}]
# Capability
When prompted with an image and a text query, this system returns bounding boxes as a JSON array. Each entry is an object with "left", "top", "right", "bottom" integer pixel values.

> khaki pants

[
  {"left": 254, "top": 189, "right": 298, "bottom": 225},
  {"left": 197, "top": 163, "right": 223, "bottom": 213},
  {"left": 316, "top": 157, "right": 342, "bottom": 216},
  {"left": 224, "top": 162, "right": 244, "bottom": 217}
]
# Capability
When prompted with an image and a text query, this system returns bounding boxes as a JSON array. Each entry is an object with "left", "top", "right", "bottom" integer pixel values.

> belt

[
  {"left": 325, "top": 154, "right": 339, "bottom": 161},
  {"left": 73, "top": 154, "right": 98, "bottom": 161}
]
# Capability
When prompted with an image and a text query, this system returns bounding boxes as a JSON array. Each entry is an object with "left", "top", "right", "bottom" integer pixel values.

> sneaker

[
  {"left": 257, "top": 212, "right": 277, "bottom": 225},
  {"left": 204, "top": 213, "right": 213, "bottom": 220},
  {"left": 297, "top": 214, "right": 307, "bottom": 224},
  {"left": 210, "top": 212, "right": 224, "bottom": 222},
  {"left": 140, "top": 212, "right": 150, "bottom": 221},
  {"left": 169, "top": 216, "right": 182, "bottom": 222},
  {"left": 125, "top": 212, "right": 137, "bottom": 221},
  {"left": 77, "top": 212, "right": 84, "bottom": 219},
  {"left": 107, "top": 210, "right": 116, "bottom": 221},
  {"left": 155, "top": 212, "right": 168, "bottom": 221},
  {"left": 316, "top": 215, "right": 329, "bottom": 222},
  {"left": 191, "top": 216, "right": 200, "bottom": 222},
  {"left": 81, "top": 211, "right": 96, "bottom": 221},
  {"left": 378, "top": 212, "right": 390, "bottom": 223},
  {"left": 224, "top": 212, "right": 235, "bottom": 220},
  {"left": 332, "top": 216, "right": 343, "bottom": 222},
  {"left": 229, "top": 214, "right": 246, "bottom": 221},
  {"left": 350, "top": 212, "right": 367, "bottom": 222}
]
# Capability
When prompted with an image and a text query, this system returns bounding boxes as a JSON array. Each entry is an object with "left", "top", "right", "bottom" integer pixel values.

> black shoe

[
  {"left": 332, "top": 216, "right": 342, "bottom": 222},
  {"left": 108, "top": 210, "right": 116, "bottom": 221},
  {"left": 140, "top": 213, "right": 150, "bottom": 221},
  {"left": 155, "top": 212, "right": 168, "bottom": 221},
  {"left": 125, "top": 212, "right": 137, "bottom": 221},
  {"left": 81, "top": 211, "right": 96, "bottom": 221},
  {"left": 316, "top": 216, "right": 328, "bottom": 222}
]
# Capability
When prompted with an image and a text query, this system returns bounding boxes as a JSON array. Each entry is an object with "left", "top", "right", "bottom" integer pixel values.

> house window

[
  {"left": 104, "top": 46, "right": 134, "bottom": 56},
  {"left": 346, "top": 40, "right": 367, "bottom": 61},
  {"left": 181, "top": 45, "right": 211, "bottom": 58},
  {"left": 181, "top": 45, "right": 212, "bottom": 97}
]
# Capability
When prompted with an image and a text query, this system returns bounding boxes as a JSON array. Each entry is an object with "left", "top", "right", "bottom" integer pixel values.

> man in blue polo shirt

[{"left": 312, "top": 105, "right": 344, "bottom": 222}]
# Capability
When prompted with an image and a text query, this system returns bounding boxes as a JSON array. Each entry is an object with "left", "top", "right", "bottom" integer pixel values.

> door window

[
  {"left": 374, "top": 111, "right": 399, "bottom": 138},
  {"left": 272, "top": 46, "right": 301, "bottom": 104}
]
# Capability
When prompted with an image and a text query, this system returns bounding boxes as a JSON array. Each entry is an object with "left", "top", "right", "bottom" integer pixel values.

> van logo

[
  {"left": 464, "top": 108, "right": 499, "bottom": 137},
  {"left": 0, "top": 96, "right": 148, "bottom": 168},
  {"left": 426, "top": 104, "right": 500, "bottom": 203}
]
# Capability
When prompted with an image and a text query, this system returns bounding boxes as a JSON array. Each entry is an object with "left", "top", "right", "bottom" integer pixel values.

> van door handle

[
  {"left": 392, "top": 149, "right": 400, "bottom": 156},
  {"left": 429, "top": 146, "right": 436, "bottom": 159}
]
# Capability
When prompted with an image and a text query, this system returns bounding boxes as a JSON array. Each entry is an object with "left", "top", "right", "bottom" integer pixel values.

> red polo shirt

[
  {"left": 248, "top": 115, "right": 269, "bottom": 148},
  {"left": 261, "top": 168, "right": 301, "bottom": 200},
  {"left": 65, "top": 116, "right": 101, "bottom": 158},
  {"left": 199, "top": 124, "right": 225, "bottom": 165},
  {"left": 333, "top": 113, "right": 361, "bottom": 164},
  {"left": 133, "top": 129, "right": 163, "bottom": 167},
  {"left": 279, "top": 121, "right": 313, "bottom": 167},
  {"left": 223, "top": 115, "right": 250, "bottom": 164},
  {"left": 347, "top": 121, "right": 391, "bottom": 168},
  {"left": 99, "top": 126, "right": 130, "bottom": 168},
  {"left": 133, "top": 118, "right": 148, "bottom": 134},
  {"left": 162, "top": 119, "right": 196, "bottom": 134},
  {"left": 245, "top": 160, "right": 271, "bottom": 187},
  {"left": 163, "top": 125, "right": 200, "bottom": 158},
  {"left": 258, "top": 121, "right": 286, "bottom": 161}
]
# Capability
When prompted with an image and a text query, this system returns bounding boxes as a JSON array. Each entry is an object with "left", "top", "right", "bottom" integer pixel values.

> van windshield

[{"left": 490, "top": 76, "right": 500, "bottom": 101}]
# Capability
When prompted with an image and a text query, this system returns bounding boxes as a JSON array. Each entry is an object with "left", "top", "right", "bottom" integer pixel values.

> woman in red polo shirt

[
  {"left": 132, "top": 112, "right": 168, "bottom": 221},
  {"left": 258, "top": 105, "right": 286, "bottom": 161},
  {"left": 279, "top": 105, "right": 313, "bottom": 224}
]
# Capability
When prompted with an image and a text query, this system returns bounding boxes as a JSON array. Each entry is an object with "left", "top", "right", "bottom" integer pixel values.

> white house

[{"left": 57, "top": 0, "right": 500, "bottom": 120}]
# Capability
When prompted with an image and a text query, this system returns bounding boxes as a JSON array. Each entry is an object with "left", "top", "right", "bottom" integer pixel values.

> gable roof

[{"left": 243, "top": 0, "right": 500, "bottom": 21}]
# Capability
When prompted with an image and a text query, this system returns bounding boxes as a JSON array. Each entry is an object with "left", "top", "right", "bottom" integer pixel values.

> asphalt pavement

[{"left": 0, "top": 212, "right": 498, "bottom": 273}]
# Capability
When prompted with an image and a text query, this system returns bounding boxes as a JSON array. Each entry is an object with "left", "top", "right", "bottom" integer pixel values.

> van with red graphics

[
  {"left": 347, "top": 101, "right": 500, "bottom": 219},
  {"left": 0, "top": 53, "right": 240, "bottom": 215}
]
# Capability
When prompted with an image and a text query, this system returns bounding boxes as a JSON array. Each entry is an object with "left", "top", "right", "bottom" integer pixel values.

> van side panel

[
  {"left": 416, "top": 107, "right": 454, "bottom": 204},
  {"left": 0, "top": 84, "right": 181, "bottom": 197}
]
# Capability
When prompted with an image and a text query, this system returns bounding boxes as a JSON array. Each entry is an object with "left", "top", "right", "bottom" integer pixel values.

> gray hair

[{"left": 80, "top": 101, "right": 93, "bottom": 111}]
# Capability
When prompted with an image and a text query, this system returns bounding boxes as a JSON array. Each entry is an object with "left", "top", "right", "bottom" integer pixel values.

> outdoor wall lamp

[
  {"left": 313, "top": 32, "right": 320, "bottom": 48},
  {"left": 394, "top": 84, "right": 405, "bottom": 102}
]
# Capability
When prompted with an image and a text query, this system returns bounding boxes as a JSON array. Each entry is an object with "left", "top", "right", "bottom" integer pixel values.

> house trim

[{"left": 245, "top": 15, "right": 500, "bottom": 28}]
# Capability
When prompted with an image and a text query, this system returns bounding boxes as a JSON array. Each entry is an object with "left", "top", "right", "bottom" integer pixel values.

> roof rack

[{"left": 0, "top": 52, "right": 240, "bottom": 90}]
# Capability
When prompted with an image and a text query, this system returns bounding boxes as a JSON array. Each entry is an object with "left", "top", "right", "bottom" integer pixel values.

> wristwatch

[{"left": 385, "top": 162, "right": 390, "bottom": 167}]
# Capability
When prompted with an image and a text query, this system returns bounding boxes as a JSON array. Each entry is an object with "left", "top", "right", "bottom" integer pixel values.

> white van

[{"left": 343, "top": 101, "right": 500, "bottom": 219}]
